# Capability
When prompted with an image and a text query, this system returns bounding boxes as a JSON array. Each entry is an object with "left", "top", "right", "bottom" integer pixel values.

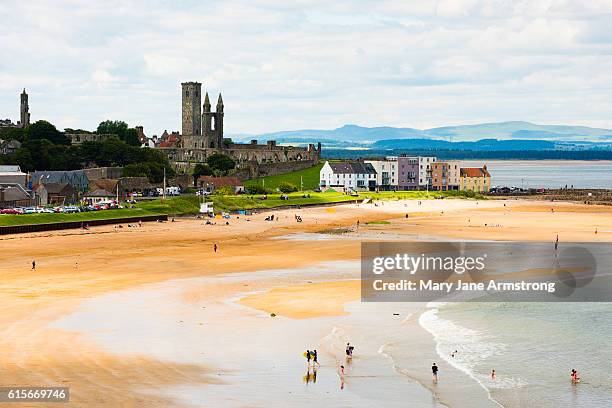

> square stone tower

[
  {"left": 181, "top": 82, "right": 202, "bottom": 136},
  {"left": 20, "top": 88, "right": 30, "bottom": 128}
]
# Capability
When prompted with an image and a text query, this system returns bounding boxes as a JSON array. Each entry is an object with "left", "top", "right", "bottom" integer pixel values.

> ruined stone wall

[
  {"left": 232, "top": 160, "right": 318, "bottom": 180},
  {"left": 83, "top": 166, "right": 124, "bottom": 180},
  {"left": 69, "top": 133, "right": 116, "bottom": 145}
]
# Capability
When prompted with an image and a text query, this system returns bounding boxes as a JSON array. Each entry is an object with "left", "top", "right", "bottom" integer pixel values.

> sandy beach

[{"left": 1, "top": 198, "right": 611, "bottom": 407}]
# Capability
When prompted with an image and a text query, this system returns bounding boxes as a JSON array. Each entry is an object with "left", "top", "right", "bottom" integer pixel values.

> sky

[{"left": 1, "top": 0, "right": 612, "bottom": 137}]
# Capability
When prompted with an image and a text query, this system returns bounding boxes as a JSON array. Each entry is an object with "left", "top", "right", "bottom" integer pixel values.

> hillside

[{"left": 232, "top": 122, "right": 612, "bottom": 148}]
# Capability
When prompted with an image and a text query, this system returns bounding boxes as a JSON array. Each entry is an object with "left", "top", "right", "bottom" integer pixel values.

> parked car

[
  {"left": 1, "top": 208, "right": 22, "bottom": 214},
  {"left": 63, "top": 206, "right": 80, "bottom": 213},
  {"left": 23, "top": 207, "right": 38, "bottom": 214}
]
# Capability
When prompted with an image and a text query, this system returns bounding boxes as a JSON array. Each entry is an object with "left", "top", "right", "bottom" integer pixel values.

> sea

[
  {"left": 460, "top": 160, "right": 612, "bottom": 189},
  {"left": 420, "top": 302, "right": 612, "bottom": 407}
]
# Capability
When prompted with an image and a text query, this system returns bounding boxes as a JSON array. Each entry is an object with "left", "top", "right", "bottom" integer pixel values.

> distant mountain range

[{"left": 232, "top": 122, "right": 612, "bottom": 151}]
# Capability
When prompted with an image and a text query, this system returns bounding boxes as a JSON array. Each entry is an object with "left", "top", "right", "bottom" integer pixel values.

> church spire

[
  {"left": 216, "top": 93, "right": 223, "bottom": 112},
  {"left": 203, "top": 92, "right": 211, "bottom": 112}
]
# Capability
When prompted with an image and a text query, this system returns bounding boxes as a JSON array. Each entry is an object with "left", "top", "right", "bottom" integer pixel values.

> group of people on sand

[
  {"left": 302, "top": 342, "right": 356, "bottom": 388},
  {"left": 304, "top": 349, "right": 320, "bottom": 367}
]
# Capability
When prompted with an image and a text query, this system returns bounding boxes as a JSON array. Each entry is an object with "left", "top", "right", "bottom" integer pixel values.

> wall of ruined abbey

[{"left": 161, "top": 140, "right": 320, "bottom": 180}]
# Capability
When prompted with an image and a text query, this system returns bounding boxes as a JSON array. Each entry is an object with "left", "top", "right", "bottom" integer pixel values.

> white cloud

[{"left": 0, "top": 0, "right": 611, "bottom": 135}]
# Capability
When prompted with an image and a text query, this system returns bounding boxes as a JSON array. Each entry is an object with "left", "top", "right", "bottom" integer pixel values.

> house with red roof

[{"left": 459, "top": 165, "right": 491, "bottom": 192}]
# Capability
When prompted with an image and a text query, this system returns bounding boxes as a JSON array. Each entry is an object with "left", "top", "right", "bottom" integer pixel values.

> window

[{"left": 186, "top": 90, "right": 190, "bottom": 97}]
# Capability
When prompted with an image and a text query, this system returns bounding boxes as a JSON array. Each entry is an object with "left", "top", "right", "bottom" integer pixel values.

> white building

[
  {"left": 364, "top": 158, "right": 398, "bottom": 190},
  {"left": 418, "top": 156, "right": 437, "bottom": 188},
  {"left": 319, "top": 161, "right": 377, "bottom": 191},
  {"left": 0, "top": 165, "right": 27, "bottom": 187}
]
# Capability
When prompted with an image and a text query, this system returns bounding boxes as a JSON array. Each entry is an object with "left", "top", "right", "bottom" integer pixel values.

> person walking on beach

[
  {"left": 491, "top": 369, "right": 496, "bottom": 380},
  {"left": 346, "top": 343, "right": 354, "bottom": 359},
  {"left": 313, "top": 350, "right": 320, "bottom": 367},
  {"left": 31, "top": 260, "right": 36, "bottom": 271},
  {"left": 432, "top": 363, "right": 439, "bottom": 382},
  {"left": 305, "top": 350, "right": 311, "bottom": 366},
  {"left": 213, "top": 243, "right": 218, "bottom": 253},
  {"left": 555, "top": 235, "right": 559, "bottom": 252}
]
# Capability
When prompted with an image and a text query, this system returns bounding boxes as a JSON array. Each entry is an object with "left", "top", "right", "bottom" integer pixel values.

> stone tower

[
  {"left": 20, "top": 88, "right": 30, "bottom": 128},
  {"left": 202, "top": 92, "right": 214, "bottom": 147},
  {"left": 181, "top": 82, "right": 201, "bottom": 136},
  {"left": 215, "top": 93, "right": 224, "bottom": 147},
  {"left": 202, "top": 92, "right": 224, "bottom": 148}
]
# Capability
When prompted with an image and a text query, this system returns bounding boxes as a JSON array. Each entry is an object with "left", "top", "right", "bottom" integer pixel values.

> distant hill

[
  {"left": 232, "top": 122, "right": 612, "bottom": 147},
  {"left": 372, "top": 138, "right": 557, "bottom": 151}
]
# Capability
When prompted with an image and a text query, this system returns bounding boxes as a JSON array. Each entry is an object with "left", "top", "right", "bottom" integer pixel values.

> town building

[
  {"left": 431, "top": 161, "right": 460, "bottom": 191},
  {"left": 84, "top": 189, "right": 116, "bottom": 204},
  {"left": 197, "top": 176, "right": 245, "bottom": 194},
  {"left": 0, "top": 139, "right": 22, "bottom": 155},
  {"left": 460, "top": 166, "right": 491, "bottom": 192},
  {"left": 0, "top": 165, "right": 27, "bottom": 187},
  {"left": 319, "top": 161, "right": 377, "bottom": 191},
  {"left": 30, "top": 170, "right": 90, "bottom": 192},
  {"left": 418, "top": 156, "right": 437, "bottom": 188},
  {"left": 33, "top": 182, "right": 78, "bottom": 206},
  {"left": 364, "top": 158, "right": 398, "bottom": 190},
  {"left": 397, "top": 156, "right": 419, "bottom": 190},
  {"left": 158, "top": 82, "right": 321, "bottom": 180},
  {"left": 0, "top": 184, "right": 31, "bottom": 208}
]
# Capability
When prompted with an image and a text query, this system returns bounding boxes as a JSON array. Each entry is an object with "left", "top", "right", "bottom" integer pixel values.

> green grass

[
  {"left": 366, "top": 220, "right": 391, "bottom": 225},
  {"left": 0, "top": 208, "right": 159, "bottom": 227},
  {"left": 244, "top": 163, "right": 323, "bottom": 191},
  {"left": 0, "top": 190, "right": 484, "bottom": 227}
]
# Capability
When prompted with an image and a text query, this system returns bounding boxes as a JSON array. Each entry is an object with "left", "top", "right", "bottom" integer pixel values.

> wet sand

[{"left": 1, "top": 198, "right": 611, "bottom": 407}]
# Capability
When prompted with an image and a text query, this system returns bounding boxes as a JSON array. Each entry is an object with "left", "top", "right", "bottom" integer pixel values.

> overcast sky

[{"left": 1, "top": 0, "right": 612, "bottom": 136}]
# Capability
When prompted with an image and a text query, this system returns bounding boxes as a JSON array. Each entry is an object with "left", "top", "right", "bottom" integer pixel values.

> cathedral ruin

[{"left": 158, "top": 82, "right": 321, "bottom": 179}]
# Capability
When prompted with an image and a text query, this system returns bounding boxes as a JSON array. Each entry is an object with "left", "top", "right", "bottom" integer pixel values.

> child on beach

[
  {"left": 432, "top": 363, "right": 438, "bottom": 382},
  {"left": 491, "top": 369, "right": 496, "bottom": 380}
]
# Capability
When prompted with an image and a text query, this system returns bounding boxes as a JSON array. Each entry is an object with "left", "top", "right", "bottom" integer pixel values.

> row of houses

[
  {"left": 319, "top": 157, "right": 491, "bottom": 192},
  {"left": 0, "top": 165, "right": 154, "bottom": 208}
]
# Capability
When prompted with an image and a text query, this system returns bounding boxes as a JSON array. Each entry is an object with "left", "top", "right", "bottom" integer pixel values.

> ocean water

[
  {"left": 461, "top": 160, "right": 612, "bottom": 189},
  {"left": 420, "top": 302, "right": 612, "bottom": 408}
]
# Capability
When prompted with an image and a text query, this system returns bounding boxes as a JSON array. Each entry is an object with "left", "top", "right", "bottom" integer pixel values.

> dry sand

[{"left": 1, "top": 198, "right": 611, "bottom": 407}]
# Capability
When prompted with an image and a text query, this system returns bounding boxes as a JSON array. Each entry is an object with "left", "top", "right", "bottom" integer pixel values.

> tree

[
  {"left": 24, "top": 120, "right": 69, "bottom": 145},
  {"left": 0, "top": 126, "right": 25, "bottom": 142},
  {"left": 192, "top": 163, "right": 213, "bottom": 184},
  {"left": 278, "top": 181, "right": 298, "bottom": 193},
  {"left": 96, "top": 120, "right": 140, "bottom": 146},
  {"left": 206, "top": 153, "right": 235, "bottom": 175},
  {"left": 123, "top": 163, "right": 150, "bottom": 178}
]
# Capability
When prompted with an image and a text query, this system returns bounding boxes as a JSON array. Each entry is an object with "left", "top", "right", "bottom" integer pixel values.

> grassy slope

[
  {"left": 244, "top": 163, "right": 324, "bottom": 191},
  {"left": 0, "top": 208, "right": 159, "bottom": 227},
  {"left": 0, "top": 190, "right": 483, "bottom": 226}
]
